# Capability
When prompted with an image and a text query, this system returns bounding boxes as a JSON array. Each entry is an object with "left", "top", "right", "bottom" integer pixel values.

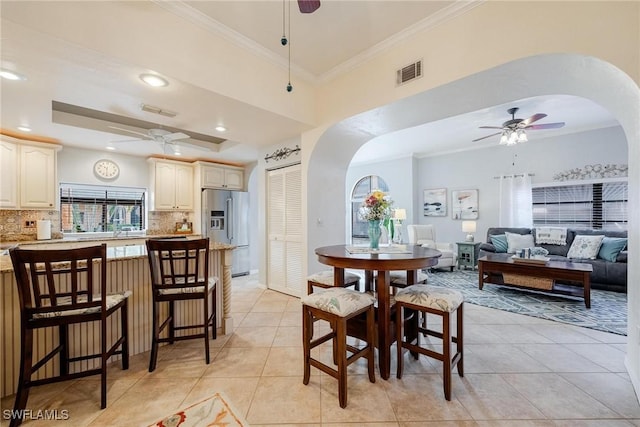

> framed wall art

[
  {"left": 451, "top": 189, "right": 478, "bottom": 220},
  {"left": 423, "top": 188, "right": 447, "bottom": 217}
]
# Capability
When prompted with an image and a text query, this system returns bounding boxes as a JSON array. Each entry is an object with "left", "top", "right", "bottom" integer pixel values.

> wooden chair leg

[
  {"left": 442, "top": 311, "right": 451, "bottom": 401},
  {"left": 396, "top": 304, "right": 404, "bottom": 379},
  {"left": 149, "top": 300, "right": 160, "bottom": 372},
  {"left": 302, "top": 307, "right": 312, "bottom": 385},
  {"left": 101, "top": 314, "right": 108, "bottom": 409},
  {"left": 203, "top": 294, "right": 211, "bottom": 365},
  {"left": 169, "top": 301, "right": 175, "bottom": 344},
  {"left": 59, "top": 324, "right": 69, "bottom": 376},
  {"left": 11, "top": 329, "right": 34, "bottom": 427},
  {"left": 366, "top": 306, "right": 375, "bottom": 383},
  {"left": 336, "top": 318, "right": 348, "bottom": 408},
  {"left": 457, "top": 303, "right": 464, "bottom": 377},
  {"left": 121, "top": 301, "right": 130, "bottom": 370}
]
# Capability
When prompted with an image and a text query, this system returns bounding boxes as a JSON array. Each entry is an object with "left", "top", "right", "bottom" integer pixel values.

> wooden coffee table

[{"left": 478, "top": 254, "right": 593, "bottom": 308}]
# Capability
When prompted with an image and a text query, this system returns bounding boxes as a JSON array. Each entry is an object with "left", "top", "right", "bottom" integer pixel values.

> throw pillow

[
  {"left": 490, "top": 234, "right": 508, "bottom": 253},
  {"left": 598, "top": 237, "right": 627, "bottom": 262},
  {"left": 567, "top": 235, "right": 605, "bottom": 259},
  {"left": 534, "top": 227, "right": 568, "bottom": 245},
  {"left": 505, "top": 232, "right": 535, "bottom": 254}
]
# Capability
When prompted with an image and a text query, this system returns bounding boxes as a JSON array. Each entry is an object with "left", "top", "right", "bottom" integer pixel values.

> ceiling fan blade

[
  {"left": 108, "top": 126, "right": 151, "bottom": 139},
  {"left": 298, "top": 0, "right": 320, "bottom": 13},
  {"left": 110, "top": 138, "right": 148, "bottom": 144},
  {"left": 163, "top": 132, "right": 189, "bottom": 142},
  {"left": 526, "top": 122, "right": 565, "bottom": 130},
  {"left": 472, "top": 132, "right": 502, "bottom": 142},
  {"left": 478, "top": 126, "right": 504, "bottom": 130},
  {"left": 521, "top": 113, "right": 547, "bottom": 126}
]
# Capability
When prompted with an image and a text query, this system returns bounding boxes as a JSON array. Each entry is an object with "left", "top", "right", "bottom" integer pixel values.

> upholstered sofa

[{"left": 478, "top": 227, "right": 628, "bottom": 292}]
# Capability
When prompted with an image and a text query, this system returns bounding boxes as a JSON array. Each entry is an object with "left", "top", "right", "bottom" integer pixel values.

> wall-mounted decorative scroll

[
  {"left": 264, "top": 145, "right": 301, "bottom": 163},
  {"left": 553, "top": 164, "right": 628, "bottom": 181}
]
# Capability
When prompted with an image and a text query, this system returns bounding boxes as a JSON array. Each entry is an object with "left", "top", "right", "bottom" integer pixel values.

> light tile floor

[{"left": 2, "top": 274, "right": 639, "bottom": 426}]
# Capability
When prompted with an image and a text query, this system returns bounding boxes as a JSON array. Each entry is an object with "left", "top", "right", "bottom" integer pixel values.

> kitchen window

[{"left": 59, "top": 183, "right": 145, "bottom": 233}]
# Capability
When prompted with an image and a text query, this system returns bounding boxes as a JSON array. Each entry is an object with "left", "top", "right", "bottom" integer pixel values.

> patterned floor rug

[
  {"left": 149, "top": 392, "right": 247, "bottom": 427},
  {"left": 426, "top": 269, "right": 627, "bottom": 336}
]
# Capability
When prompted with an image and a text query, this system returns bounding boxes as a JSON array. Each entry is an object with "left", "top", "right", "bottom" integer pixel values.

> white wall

[
  {"left": 345, "top": 126, "right": 628, "bottom": 246},
  {"left": 58, "top": 146, "right": 149, "bottom": 189}
]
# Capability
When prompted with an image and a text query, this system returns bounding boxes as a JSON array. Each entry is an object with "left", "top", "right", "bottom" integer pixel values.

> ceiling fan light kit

[{"left": 474, "top": 106, "right": 565, "bottom": 145}]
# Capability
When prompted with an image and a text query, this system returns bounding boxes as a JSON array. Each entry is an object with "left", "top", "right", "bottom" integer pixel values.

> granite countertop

[{"left": 0, "top": 239, "right": 236, "bottom": 273}]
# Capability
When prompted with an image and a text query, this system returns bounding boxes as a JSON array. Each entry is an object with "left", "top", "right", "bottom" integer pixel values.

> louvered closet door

[{"left": 267, "top": 164, "right": 303, "bottom": 297}]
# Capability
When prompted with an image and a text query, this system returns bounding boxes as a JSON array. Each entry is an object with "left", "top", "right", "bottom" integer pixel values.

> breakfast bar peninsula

[{"left": 0, "top": 237, "right": 235, "bottom": 398}]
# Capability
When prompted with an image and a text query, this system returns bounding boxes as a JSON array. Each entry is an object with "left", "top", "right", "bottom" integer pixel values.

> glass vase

[{"left": 368, "top": 219, "right": 382, "bottom": 250}]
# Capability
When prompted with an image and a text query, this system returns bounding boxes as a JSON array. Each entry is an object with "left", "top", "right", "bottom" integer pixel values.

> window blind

[
  {"left": 60, "top": 183, "right": 145, "bottom": 233},
  {"left": 532, "top": 181, "right": 627, "bottom": 230}
]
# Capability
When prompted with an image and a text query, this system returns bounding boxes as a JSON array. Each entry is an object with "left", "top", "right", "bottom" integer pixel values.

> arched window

[{"left": 351, "top": 175, "right": 389, "bottom": 242}]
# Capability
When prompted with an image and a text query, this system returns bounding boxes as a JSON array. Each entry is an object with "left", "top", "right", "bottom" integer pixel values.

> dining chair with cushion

[
  {"left": 307, "top": 270, "right": 361, "bottom": 294},
  {"left": 9, "top": 244, "right": 130, "bottom": 427},
  {"left": 145, "top": 238, "right": 217, "bottom": 372}
]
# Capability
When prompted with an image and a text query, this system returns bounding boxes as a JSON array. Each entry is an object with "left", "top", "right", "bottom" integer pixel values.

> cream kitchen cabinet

[
  {"left": 149, "top": 159, "right": 194, "bottom": 210},
  {"left": 0, "top": 138, "right": 59, "bottom": 209},
  {"left": 200, "top": 164, "right": 244, "bottom": 190},
  {"left": 0, "top": 140, "right": 18, "bottom": 208}
]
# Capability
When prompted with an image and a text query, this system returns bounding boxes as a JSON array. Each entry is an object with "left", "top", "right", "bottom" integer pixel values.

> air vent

[
  {"left": 396, "top": 60, "right": 422, "bottom": 85},
  {"left": 140, "top": 103, "right": 177, "bottom": 118}
]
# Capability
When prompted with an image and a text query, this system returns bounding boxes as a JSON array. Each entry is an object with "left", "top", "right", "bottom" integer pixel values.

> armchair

[{"left": 407, "top": 224, "right": 457, "bottom": 271}]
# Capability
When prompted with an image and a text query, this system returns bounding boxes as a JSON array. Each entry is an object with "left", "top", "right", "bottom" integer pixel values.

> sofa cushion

[
  {"left": 567, "top": 234, "right": 605, "bottom": 260},
  {"left": 505, "top": 232, "right": 535, "bottom": 254},
  {"left": 490, "top": 234, "right": 508, "bottom": 253},
  {"left": 598, "top": 237, "right": 628, "bottom": 262}
]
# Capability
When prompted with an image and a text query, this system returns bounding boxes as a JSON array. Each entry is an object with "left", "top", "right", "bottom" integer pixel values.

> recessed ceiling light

[
  {"left": 0, "top": 69, "right": 27, "bottom": 81},
  {"left": 105, "top": 145, "right": 116, "bottom": 151},
  {"left": 17, "top": 125, "right": 31, "bottom": 132},
  {"left": 215, "top": 126, "right": 227, "bottom": 132},
  {"left": 139, "top": 73, "right": 168, "bottom": 87}
]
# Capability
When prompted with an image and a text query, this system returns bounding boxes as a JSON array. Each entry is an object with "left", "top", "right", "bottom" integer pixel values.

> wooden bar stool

[
  {"left": 9, "top": 245, "right": 130, "bottom": 427},
  {"left": 302, "top": 287, "right": 376, "bottom": 408},
  {"left": 307, "top": 270, "right": 361, "bottom": 294},
  {"left": 389, "top": 270, "right": 428, "bottom": 288},
  {"left": 146, "top": 238, "right": 217, "bottom": 372},
  {"left": 395, "top": 284, "right": 464, "bottom": 400}
]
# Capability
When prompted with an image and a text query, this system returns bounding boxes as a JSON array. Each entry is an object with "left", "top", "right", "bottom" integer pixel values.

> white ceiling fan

[{"left": 109, "top": 126, "right": 211, "bottom": 155}]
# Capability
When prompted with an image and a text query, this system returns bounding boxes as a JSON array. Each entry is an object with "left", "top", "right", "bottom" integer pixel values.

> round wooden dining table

[{"left": 314, "top": 244, "right": 442, "bottom": 380}]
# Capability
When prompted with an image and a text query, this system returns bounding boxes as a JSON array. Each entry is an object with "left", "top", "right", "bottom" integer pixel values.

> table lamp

[
  {"left": 462, "top": 221, "right": 476, "bottom": 242},
  {"left": 393, "top": 208, "right": 407, "bottom": 244}
]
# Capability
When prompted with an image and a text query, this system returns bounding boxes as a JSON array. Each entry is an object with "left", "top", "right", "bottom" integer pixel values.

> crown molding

[
  {"left": 154, "top": 0, "right": 483, "bottom": 85},
  {"left": 318, "top": 0, "right": 485, "bottom": 83},
  {"left": 153, "top": 0, "right": 317, "bottom": 84}
]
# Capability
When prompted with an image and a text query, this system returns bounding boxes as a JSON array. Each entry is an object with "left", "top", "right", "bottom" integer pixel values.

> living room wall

[{"left": 346, "top": 125, "right": 628, "bottom": 246}]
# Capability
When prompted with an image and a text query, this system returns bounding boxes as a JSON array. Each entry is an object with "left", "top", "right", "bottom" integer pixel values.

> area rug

[
  {"left": 149, "top": 392, "right": 248, "bottom": 427},
  {"left": 426, "top": 269, "right": 627, "bottom": 336}
]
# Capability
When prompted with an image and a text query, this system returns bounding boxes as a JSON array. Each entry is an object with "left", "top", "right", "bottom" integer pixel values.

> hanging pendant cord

[
  {"left": 287, "top": 0, "right": 293, "bottom": 92},
  {"left": 282, "top": 0, "right": 287, "bottom": 43}
]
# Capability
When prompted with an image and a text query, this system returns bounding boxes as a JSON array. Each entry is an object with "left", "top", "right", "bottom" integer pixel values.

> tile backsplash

[
  {"left": 0, "top": 210, "right": 61, "bottom": 242},
  {"left": 0, "top": 210, "right": 195, "bottom": 242}
]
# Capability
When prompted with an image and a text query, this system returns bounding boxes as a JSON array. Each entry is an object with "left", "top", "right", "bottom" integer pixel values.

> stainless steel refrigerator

[{"left": 201, "top": 189, "right": 250, "bottom": 277}]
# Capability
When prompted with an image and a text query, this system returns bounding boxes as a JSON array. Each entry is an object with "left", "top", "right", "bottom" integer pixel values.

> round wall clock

[{"left": 94, "top": 159, "right": 120, "bottom": 180}]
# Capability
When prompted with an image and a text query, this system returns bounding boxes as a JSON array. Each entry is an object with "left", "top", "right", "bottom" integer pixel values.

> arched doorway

[{"left": 305, "top": 53, "right": 639, "bottom": 392}]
